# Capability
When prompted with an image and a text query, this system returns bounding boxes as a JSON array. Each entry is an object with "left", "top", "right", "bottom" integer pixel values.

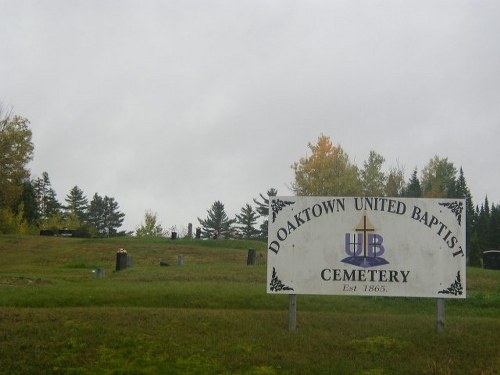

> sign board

[{"left": 267, "top": 197, "right": 466, "bottom": 299}]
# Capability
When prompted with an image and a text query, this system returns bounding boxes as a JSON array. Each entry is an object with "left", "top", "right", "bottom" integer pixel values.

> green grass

[{"left": 0, "top": 235, "right": 499, "bottom": 374}]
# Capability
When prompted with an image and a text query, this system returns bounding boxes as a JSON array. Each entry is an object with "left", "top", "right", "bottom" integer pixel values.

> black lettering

[
  {"left": 378, "top": 270, "right": 388, "bottom": 282},
  {"left": 277, "top": 228, "right": 287, "bottom": 241},
  {"left": 322, "top": 200, "right": 336, "bottom": 213},
  {"left": 287, "top": 221, "right": 296, "bottom": 233},
  {"left": 447, "top": 236, "right": 458, "bottom": 249},
  {"left": 389, "top": 270, "right": 398, "bottom": 282},
  {"left": 401, "top": 271, "right": 410, "bottom": 282},
  {"left": 302, "top": 207, "right": 312, "bottom": 222},
  {"left": 388, "top": 199, "right": 396, "bottom": 213},
  {"left": 397, "top": 201, "right": 406, "bottom": 215},
  {"left": 332, "top": 269, "right": 341, "bottom": 281},
  {"left": 268, "top": 241, "right": 280, "bottom": 254},
  {"left": 354, "top": 197, "right": 363, "bottom": 210},
  {"left": 357, "top": 270, "right": 366, "bottom": 282},
  {"left": 411, "top": 206, "right": 421, "bottom": 220},
  {"left": 379, "top": 198, "right": 388, "bottom": 211},
  {"left": 312, "top": 204, "right": 322, "bottom": 217},
  {"left": 294, "top": 212, "right": 306, "bottom": 227},
  {"left": 343, "top": 269, "right": 356, "bottom": 281},
  {"left": 453, "top": 247, "right": 465, "bottom": 257},
  {"left": 437, "top": 222, "right": 447, "bottom": 235},
  {"left": 321, "top": 269, "right": 331, "bottom": 281},
  {"left": 428, "top": 215, "right": 439, "bottom": 229},
  {"left": 419, "top": 212, "right": 429, "bottom": 226}
]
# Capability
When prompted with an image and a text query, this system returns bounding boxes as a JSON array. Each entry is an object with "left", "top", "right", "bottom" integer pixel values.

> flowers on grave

[{"left": 117, "top": 248, "right": 127, "bottom": 254}]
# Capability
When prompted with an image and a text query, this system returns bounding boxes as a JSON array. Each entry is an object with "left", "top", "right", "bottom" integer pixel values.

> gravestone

[
  {"left": 116, "top": 248, "right": 128, "bottom": 271},
  {"left": 195, "top": 227, "right": 201, "bottom": 239},
  {"left": 483, "top": 250, "right": 500, "bottom": 270},
  {"left": 247, "top": 248, "right": 256, "bottom": 265},
  {"left": 187, "top": 223, "right": 193, "bottom": 238},
  {"left": 126, "top": 255, "right": 133, "bottom": 268},
  {"left": 171, "top": 231, "right": 177, "bottom": 240},
  {"left": 178, "top": 255, "right": 185, "bottom": 266},
  {"left": 95, "top": 268, "right": 105, "bottom": 279}
]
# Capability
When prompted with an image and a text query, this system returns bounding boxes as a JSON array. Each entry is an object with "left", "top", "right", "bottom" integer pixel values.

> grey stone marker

[
  {"left": 95, "top": 268, "right": 105, "bottom": 279},
  {"left": 178, "top": 255, "right": 185, "bottom": 266}
]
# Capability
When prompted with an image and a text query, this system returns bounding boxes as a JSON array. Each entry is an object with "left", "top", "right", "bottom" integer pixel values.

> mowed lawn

[{"left": 0, "top": 235, "right": 499, "bottom": 375}]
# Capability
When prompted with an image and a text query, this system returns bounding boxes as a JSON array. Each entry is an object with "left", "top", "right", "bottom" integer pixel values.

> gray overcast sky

[{"left": 2, "top": 0, "right": 499, "bottom": 233}]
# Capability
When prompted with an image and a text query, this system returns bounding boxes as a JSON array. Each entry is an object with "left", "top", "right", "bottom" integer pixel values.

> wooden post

[
  {"left": 437, "top": 298, "right": 445, "bottom": 333},
  {"left": 289, "top": 294, "right": 297, "bottom": 331}
]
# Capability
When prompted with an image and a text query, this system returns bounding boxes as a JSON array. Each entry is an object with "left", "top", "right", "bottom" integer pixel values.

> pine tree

[
  {"left": 15, "top": 181, "right": 39, "bottom": 226},
  {"left": 32, "top": 172, "right": 61, "bottom": 221},
  {"left": 235, "top": 203, "right": 260, "bottom": 239},
  {"left": 197, "top": 200, "right": 235, "bottom": 239},
  {"left": 404, "top": 168, "right": 422, "bottom": 198},
  {"left": 87, "top": 194, "right": 125, "bottom": 237},
  {"left": 64, "top": 186, "right": 89, "bottom": 222},
  {"left": 253, "top": 188, "right": 277, "bottom": 238},
  {"left": 468, "top": 232, "right": 482, "bottom": 267},
  {"left": 455, "top": 167, "right": 475, "bottom": 254}
]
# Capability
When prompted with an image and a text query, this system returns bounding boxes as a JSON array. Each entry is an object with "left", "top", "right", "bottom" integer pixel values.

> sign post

[{"left": 267, "top": 197, "right": 466, "bottom": 331}]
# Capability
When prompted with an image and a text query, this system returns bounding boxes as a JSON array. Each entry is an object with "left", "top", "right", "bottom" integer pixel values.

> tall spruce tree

[
  {"left": 235, "top": 203, "right": 260, "bottom": 239},
  {"left": 404, "top": 168, "right": 422, "bottom": 198},
  {"left": 198, "top": 200, "right": 235, "bottom": 239},
  {"left": 32, "top": 172, "right": 61, "bottom": 221},
  {"left": 64, "top": 186, "right": 89, "bottom": 222}
]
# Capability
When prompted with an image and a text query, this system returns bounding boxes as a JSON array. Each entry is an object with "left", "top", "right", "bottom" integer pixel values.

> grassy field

[{"left": 0, "top": 235, "right": 499, "bottom": 375}]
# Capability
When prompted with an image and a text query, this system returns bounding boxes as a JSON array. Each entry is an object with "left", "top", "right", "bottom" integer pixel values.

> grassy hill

[{"left": 0, "top": 235, "right": 499, "bottom": 374}]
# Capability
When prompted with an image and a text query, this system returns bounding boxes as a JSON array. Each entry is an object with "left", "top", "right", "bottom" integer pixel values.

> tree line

[
  {"left": 2, "top": 108, "right": 498, "bottom": 261},
  {"left": 0, "top": 108, "right": 125, "bottom": 237},
  {"left": 192, "top": 134, "right": 498, "bottom": 267}
]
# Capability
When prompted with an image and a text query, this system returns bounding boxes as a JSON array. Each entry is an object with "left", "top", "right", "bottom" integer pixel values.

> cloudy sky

[{"left": 2, "top": 0, "right": 499, "bottom": 233}]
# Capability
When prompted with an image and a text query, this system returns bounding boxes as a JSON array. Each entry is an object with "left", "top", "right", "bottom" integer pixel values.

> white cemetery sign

[{"left": 267, "top": 197, "right": 466, "bottom": 299}]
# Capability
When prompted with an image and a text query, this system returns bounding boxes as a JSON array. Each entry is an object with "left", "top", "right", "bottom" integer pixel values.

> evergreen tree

[
  {"left": 490, "top": 204, "right": 500, "bottom": 250},
  {"left": 455, "top": 167, "right": 475, "bottom": 253},
  {"left": 15, "top": 181, "right": 39, "bottom": 226},
  {"left": 235, "top": 203, "right": 260, "bottom": 239},
  {"left": 87, "top": 193, "right": 125, "bottom": 237},
  {"left": 253, "top": 188, "right": 277, "bottom": 238},
  {"left": 468, "top": 232, "right": 482, "bottom": 267},
  {"left": 403, "top": 168, "right": 422, "bottom": 197},
  {"left": 475, "top": 197, "right": 492, "bottom": 251},
  {"left": 197, "top": 200, "right": 235, "bottom": 239},
  {"left": 87, "top": 193, "right": 105, "bottom": 236},
  {"left": 32, "top": 172, "right": 61, "bottom": 221},
  {"left": 64, "top": 186, "right": 89, "bottom": 222}
]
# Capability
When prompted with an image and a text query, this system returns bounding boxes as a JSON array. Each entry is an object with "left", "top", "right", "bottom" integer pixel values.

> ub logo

[{"left": 341, "top": 213, "right": 389, "bottom": 268}]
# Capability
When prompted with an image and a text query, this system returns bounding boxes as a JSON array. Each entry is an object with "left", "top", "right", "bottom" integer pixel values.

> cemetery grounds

[{"left": 0, "top": 235, "right": 499, "bottom": 375}]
